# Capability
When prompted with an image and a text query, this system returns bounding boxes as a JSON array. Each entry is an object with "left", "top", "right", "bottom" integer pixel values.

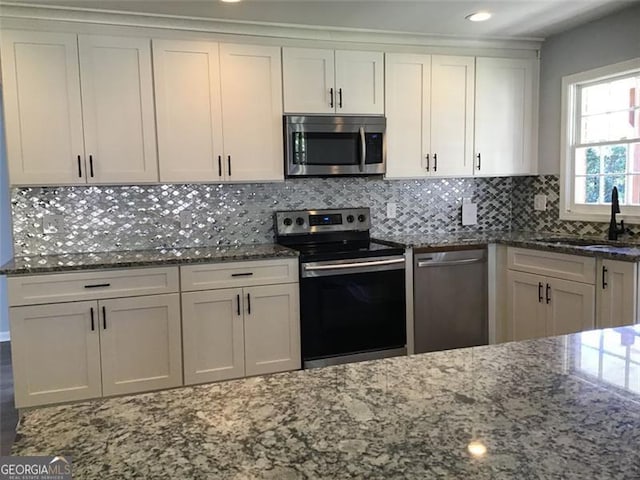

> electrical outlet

[
  {"left": 386, "top": 202, "right": 397, "bottom": 219},
  {"left": 534, "top": 194, "right": 547, "bottom": 211},
  {"left": 179, "top": 210, "right": 192, "bottom": 229},
  {"left": 42, "top": 214, "right": 64, "bottom": 234}
]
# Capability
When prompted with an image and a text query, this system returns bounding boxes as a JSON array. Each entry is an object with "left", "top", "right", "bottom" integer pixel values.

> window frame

[{"left": 560, "top": 58, "right": 640, "bottom": 222}]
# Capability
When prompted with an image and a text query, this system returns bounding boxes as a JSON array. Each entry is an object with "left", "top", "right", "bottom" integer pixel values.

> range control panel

[{"left": 275, "top": 208, "right": 370, "bottom": 236}]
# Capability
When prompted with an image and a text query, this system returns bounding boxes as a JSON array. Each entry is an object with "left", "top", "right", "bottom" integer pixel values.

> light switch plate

[
  {"left": 534, "top": 194, "right": 547, "bottom": 211},
  {"left": 462, "top": 203, "right": 478, "bottom": 226},
  {"left": 386, "top": 202, "right": 397, "bottom": 219},
  {"left": 42, "top": 214, "right": 64, "bottom": 234}
]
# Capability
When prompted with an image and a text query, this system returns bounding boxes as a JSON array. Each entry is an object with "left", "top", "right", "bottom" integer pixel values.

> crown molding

[{"left": 0, "top": 2, "right": 543, "bottom": 51}]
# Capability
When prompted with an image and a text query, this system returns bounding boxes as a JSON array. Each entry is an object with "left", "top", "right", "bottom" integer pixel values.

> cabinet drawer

[
  {"left": 507, "top": 247, "right": 595, "bottom": 284},
  {"left": 8, "top": 267, "right": 179, "bottom": 306},
  {"left": 181, "top": 259, "right": 298, "bottom": 292}
]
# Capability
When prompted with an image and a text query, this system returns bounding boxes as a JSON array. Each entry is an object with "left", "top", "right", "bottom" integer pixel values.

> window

[{"left": 561, "top": 58, "right": 640, "bottom": 221}]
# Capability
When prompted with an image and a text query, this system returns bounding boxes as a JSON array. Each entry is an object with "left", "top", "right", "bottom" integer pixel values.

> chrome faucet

[{"left": 608, "top": 186, "right": 625, "bottom": 241}]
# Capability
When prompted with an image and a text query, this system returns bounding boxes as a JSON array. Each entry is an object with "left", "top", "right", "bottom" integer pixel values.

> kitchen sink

[{"left": 531, "top": 237, "right": 640, "bottom": 254}]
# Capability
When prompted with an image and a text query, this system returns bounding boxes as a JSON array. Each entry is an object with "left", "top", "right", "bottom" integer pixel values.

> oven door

[
  {"left": 285, "top": 116, "right": 386, "bottom": 176},
  {"left": 300, "top": 256, "right": 406, "bottom": 366}
]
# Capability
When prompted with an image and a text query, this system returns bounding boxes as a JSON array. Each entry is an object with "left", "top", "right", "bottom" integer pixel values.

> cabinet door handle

[
  {"left": 538, "top": 282, "right": 543, "bottom": 303},
  {"left": 338, "top": 88, "right": 343, "bottom": 108},
  {"left": 329, "top": 87, "right": 334, "bottom": 108},
  {"left": 102, "top": 306, "right": 107, "bottom": 330},
  {"left": 433, "top": 153, "right": 438, "bottom": 172},
  {"left": 247, "top": 293, "right": 251, "bottom": 314},
  {"left": 476, "top": 153, "right": 481, "bottom": 171},
  {"left": 218, "top": 155, "right": 222, "bottom": 177},
  {"left": 546, "top": 283, "right": 551, "bottom": 304},
  {"left": 602, "top": 266, "right": 608, "bottom": 289},
  {"left": 77, "top": 155, "right": 83, "bottom": 178},
  {"left": 425, "top": 154, "right": 430, "bottom": 172},
  {"left": 84, "top": 283, "right": 111, "bottom": 289},
  {"left": 231, "top": 272, "right": 253, "bottom": 277},
  {"left": 89, "top": 155, "right": 94, "bottom": 178},
  {"left": 237, "top": 294, "right": 241, "bottom": 316},
  {"left": 227, "top": 155, "right": 232, "bottom": 176},
  {"left": 90, "top": 307, "right": 95, "bottom": 331}
]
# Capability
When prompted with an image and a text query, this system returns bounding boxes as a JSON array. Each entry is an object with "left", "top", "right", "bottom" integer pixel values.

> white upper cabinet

[
  {"left": 153, "top": 39, "right": 224, "bottom": 183},
  {"left": 430, "top": 55, "right": 475, "bottom": 177},
  {"left": 1, "top": 30, "right": 85, "bottom": 185},
  {"left": 1, "top": 30, "right": 158, "bottom": 186},
  {"left": 282, "top": 47, "right": 384, "bottom": 115},
  {"left": 154, "top": 40, "right": 283, "bottom": 182},
  {"left": 385, "top": 54, "right": 474, "bottom": 178},
  {"left": 219, "top": 43, "right": 284, "bottom": 182},
  {"left": 474, "top": 57, "right": 536, "bottom": 176},
  {"left": 385, "top": 54, "right": 431, "bottom": 178},
  {"left": 78, "top": 35, "right": 158, "bottom": 183}
]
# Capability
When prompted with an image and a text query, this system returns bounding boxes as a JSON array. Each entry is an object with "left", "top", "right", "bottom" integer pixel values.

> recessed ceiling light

[
  {"left": 466, "top": 12, "right": 492, "bottom": 22},
  {"left": 220, "top": 0, "right": 242, "bottom": 3}
]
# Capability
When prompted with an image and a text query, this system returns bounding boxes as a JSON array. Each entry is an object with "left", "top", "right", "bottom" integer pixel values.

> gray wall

[
  {"left": 0, "top": 91, "right": 12, "bottom": 339},
  {"left": 538, "top": 3, "right": 640, "bottom": 174}
]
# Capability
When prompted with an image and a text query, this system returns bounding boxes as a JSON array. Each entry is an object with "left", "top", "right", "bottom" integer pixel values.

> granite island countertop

[
  {"left": 0, "top": 243, "right": 298, "bottom": 275},
  {"left": 11, "top": 326, "right": 640, "bottom": 479}
]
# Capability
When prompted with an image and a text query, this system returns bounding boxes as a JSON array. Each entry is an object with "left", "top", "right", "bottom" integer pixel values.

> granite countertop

[
  {"left": 0, "top": 243, "right": 298, "bottom": 275},
  {"left": 11, "top": 326, "right": 640, "bottom": 479},
  {"left": 375, "top": 230, "right": 640, "bottom": 262}
]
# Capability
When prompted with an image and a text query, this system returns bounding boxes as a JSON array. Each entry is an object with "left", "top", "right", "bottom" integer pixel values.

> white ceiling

[{"left": 2, "top": 0, "right": 638, "bottom": 40}]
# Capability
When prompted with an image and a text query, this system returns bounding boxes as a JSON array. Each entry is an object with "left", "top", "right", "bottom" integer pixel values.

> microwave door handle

[{"left": 359, "top": 127, "right": 366, "bottom": 172}]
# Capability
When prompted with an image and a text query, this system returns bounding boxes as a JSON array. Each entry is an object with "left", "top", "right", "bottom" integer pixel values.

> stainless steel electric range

[{"left": 275, "top": 208, "right": 407, "bottom": 368}]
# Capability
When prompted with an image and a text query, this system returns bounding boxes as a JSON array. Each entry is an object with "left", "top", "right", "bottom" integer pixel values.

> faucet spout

[{"left": 608, "top": 186, "right": 625, "bottom": 241}]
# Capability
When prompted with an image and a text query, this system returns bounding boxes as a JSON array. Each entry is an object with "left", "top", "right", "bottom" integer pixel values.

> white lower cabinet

[
  {"left": 507, "top": 270, "right": 595, "bottom": 341},
  {"left": 596, "top": 258, "right": 638, "bottom": 328},
  {"left": 10, "top": 301, "right": 102, "bottom": 408},
  {"left": 182, "top": 282, "right": 300, "bottom": 385},
  {"left": 99, "top": 294, "right": 182, "bottom": 396}
]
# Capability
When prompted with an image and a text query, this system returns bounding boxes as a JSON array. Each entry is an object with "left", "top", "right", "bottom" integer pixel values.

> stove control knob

[
  {"left": 346, "top": 215, "right": 355, "bottom": 223},
  {"left": 296, "top": 217, "right": 305, "bottom": 226},
  {"left": 358, "top": 214, "right": 367, "bottom": 222},
  {"left": 283, "top": 217, "right": 293, "bottom": 226}
]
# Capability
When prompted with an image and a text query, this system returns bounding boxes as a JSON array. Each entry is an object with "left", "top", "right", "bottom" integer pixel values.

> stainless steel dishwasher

[{"left": 413, "top": 247, "right": 488, "bottom": 354}]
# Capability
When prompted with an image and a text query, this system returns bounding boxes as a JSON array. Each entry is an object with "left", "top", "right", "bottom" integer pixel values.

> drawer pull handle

[
  {"left": 102, "top": 306, "right": 107, "bottom": 330},
  {"left": 538, "top": 282, "right": 543, "bottom": 303},
  {"left": 90, "top": 307, "right": 95, "bottom": 331},
  {"left": 247, "top": 293, "right": 251, "bottom": 315},
  {"left": 231, "top": 272, "right": 254, "bottom": 277},
  {"left": 237, "top": 294, "right": 241, "bottom": 316},
  {"left": 84, "top": 283, "right": 111, "bottom": 289},
  {"left": 546, "top": 283, "right": 551, "bottom": 304},
  {"left": 602, "top": 266, "right": 608, "bottom": 289}
]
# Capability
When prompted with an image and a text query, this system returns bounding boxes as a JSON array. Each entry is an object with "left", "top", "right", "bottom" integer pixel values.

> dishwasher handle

[{"left": 417, "top": 257, "right": 485, "bottom": 268}]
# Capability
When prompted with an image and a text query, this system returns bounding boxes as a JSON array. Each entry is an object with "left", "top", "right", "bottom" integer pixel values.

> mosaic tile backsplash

[
  {"left": 11, "top": 177, "right": 514, "bottom": 256},
  {"left": 511, "top": 175, "right": 640, "bottom": 237}
]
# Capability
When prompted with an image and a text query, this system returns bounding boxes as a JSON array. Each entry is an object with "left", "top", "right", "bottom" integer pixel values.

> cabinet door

[
  {"left": 507, "top": 270, "right": 546, "bottom": 341},
  {"left": 99, "top": 294, "right": 182, "bottom": 396},
  {"left": 597, "top": 259, "right": 637, "bottom": 328},
  {"left": 475, "top": 57, "right": 535, "bottom": 176},
  {"left": 1, "top": 30, "right": 85, "bottom": 185},
  {"left": 10, "top": 301, "right": 101, "bottom": 407},
  {"left": 244, "top": 284, "right": 301, "bottom": 376},
  {"left": 547, "top": 278, "right": 595, "bottom": 336},
  {"left": 335, "top": 50, "right": 384, "bottom": 115},
  {"left": 384, "top": 54, "right": 431, "bottom": 179},
  {"left": 219, "top": 43, "right": 284, "bottom": 182},
  {"left": 153, "top": 39, "right": 224, "bottom": 182},
  {"left": 282, "top": 47, "right": 335, "bottom": 114},
  {"left": 430, "top": 55, "right": 475, "bottom": 176},
  {"left": 181, "top": 288, "right": 245, "bottom": 385},
  {"left": 78, "top": 35, "right": 158, "bottom": 183}
]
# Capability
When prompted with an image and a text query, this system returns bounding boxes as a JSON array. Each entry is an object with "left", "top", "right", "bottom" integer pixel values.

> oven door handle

[
  {"left": 304, "top": 258, "right": 405, "bottom": 272},
  {"left": 359, "top": 126, "right": 366, "bottom": 172}
]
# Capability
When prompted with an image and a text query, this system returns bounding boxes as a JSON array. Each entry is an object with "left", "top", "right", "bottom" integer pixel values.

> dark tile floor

[{"left": 0, "top": 341, "right": 17, "bottom": 455}]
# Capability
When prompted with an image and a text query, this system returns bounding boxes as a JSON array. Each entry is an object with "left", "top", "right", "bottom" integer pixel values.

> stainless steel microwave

[{"left": 284, "top": 115, "right": 386, "bottom": 177}]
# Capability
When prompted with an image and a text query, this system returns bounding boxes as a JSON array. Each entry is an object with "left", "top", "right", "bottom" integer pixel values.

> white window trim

[{"left": 560, "top": 57, "right": 640, "bottom": 223}]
